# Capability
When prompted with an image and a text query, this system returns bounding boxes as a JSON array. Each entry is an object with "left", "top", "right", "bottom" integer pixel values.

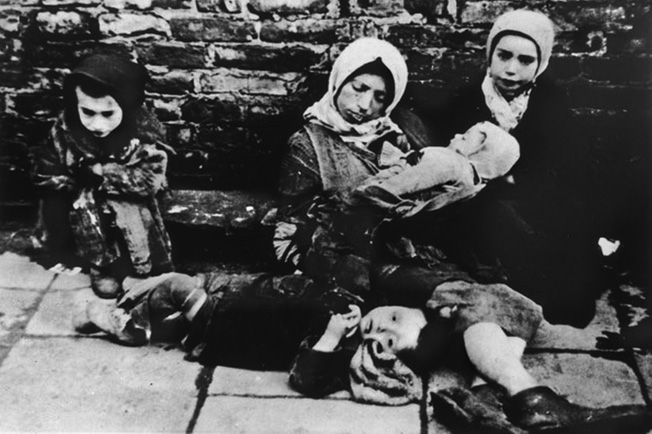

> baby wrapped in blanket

[{"left": 351, "top": 121, "right": 520, "bottom": 217}]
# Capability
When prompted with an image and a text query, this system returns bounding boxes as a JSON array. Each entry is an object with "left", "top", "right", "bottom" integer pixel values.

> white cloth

[
  {"left": 481, "top": 73, "right": 531, "bottom": 132},
  {"left": 303, "top": 38, "right": 408, "bottom": 148}
]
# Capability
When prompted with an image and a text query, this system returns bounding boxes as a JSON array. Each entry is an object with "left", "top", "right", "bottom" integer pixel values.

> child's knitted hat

[
  {"left": 486, "top": 9, "right": 556, "bottom": 78},
  {"left": 349, "top": 338, "right": 422, "bottom": 405}
]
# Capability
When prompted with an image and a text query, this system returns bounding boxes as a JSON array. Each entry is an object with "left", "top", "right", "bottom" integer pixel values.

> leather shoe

[
  {"left": 506, "top": 386, "right": 652, "bottom": 434},
  {"left": 430, "top": 386, "right": 527, "bottom": 434}
]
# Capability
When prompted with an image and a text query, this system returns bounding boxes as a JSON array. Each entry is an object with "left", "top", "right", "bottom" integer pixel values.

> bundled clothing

[
  {"left": 349, "top": 121, "right": 520, "bottom": 218},
  {"left": 33, "top": 54, "right": 173, "bottom": 278}
]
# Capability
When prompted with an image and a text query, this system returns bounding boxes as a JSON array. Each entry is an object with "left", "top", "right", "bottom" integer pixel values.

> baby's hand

[
  {"left": 312, "top": 305, "right": 361, "bottom": 352},
  {"left": 90, "top": 163, "right": 103, "bottom": 177}
]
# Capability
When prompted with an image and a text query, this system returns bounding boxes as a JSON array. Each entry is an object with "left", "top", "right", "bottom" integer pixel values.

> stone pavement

[{"left": 0, "top": 250, "right": 650, "bottom": 434}]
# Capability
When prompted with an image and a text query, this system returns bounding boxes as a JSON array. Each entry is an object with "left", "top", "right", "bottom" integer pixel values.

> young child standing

[{"left": 32, "top": 53, "right": 174, "bottom": 298}]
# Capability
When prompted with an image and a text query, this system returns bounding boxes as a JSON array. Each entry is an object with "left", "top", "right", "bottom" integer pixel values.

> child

[
  {"left": 348, "top": 121, "right": 520, "bottom": 218},
  {"left": 290, "top": 281, "right": 652, "bottom": 433},
  {"left": 32, "top": 53, "right": 174, "bottom": 298},
  {"left": 74, "top": 272, "right": 652, "bottom": 434}
]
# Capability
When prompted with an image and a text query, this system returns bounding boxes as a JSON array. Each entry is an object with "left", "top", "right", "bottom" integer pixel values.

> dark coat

[{"left": 419, "top": 75, "right": 604, "bottom": 327}]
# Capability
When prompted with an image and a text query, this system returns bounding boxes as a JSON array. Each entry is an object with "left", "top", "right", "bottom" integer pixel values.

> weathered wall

[{"left": 0, "top": 0, "right": 650, "bottom": 221}]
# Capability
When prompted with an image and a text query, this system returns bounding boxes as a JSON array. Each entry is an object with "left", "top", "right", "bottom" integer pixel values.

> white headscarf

[
  {"left": 486, "top": 9, "right": 556, "bottom": 79},
  {"left": 304, "top": 38, "right": 409, "bottom": 147},
  {"left": 483, "top": 9, "right": 556, "bottom": 131}
]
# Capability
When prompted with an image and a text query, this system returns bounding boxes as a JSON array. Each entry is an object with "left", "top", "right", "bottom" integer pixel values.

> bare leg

[{"left": 463, "top": 322, "right": 538, "bottom": 396}]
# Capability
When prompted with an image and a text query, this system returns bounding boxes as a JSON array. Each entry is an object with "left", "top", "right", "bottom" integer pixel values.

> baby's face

[
  {"left": 75, "top": 86, "right": 123, "bottom": 138},
  {"left": 449, "top": 125, "right": 486, "bottom": 155},
  {"left": 360, "top": 306, "right": 426, "bottom": 354}
]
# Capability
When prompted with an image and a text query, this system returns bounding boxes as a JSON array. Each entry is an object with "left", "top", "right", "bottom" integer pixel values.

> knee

[
  {"left": 90, "top": 269, "right": 122, "bottom": 299},
  {"left": 165, "top": 273, "right": 201, "bottom": 301}
]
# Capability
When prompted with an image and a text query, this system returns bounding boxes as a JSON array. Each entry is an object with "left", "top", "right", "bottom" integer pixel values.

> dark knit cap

[{"left": 64, "top": 53, "right": 148, "bottom": 112}]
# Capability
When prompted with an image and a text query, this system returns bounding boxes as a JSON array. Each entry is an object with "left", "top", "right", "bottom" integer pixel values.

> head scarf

[
  {"left": 64, "top": 53, "right": 148, "bottom": 114},
  {"left": 304, "top": 37, "right": 409, "bottom": 147},
  {"left": 483, "top": 10, "right": 556, "bottom": 131},
  {"left": 486, "top": 9, "right": 555, "bottom": 79},
  {"left": 62, "top": 53, "right": 150, "bottom": 158}
]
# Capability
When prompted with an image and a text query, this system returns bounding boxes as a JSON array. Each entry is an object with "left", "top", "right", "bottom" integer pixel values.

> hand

[
  {"left": 90, "top": 163, "right": 103, "bottom": 177},
  {"left": 313, "top": 305, "right": 361, "bottom": 352}
]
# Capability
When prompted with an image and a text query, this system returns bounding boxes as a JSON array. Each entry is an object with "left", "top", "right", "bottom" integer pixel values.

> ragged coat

[{"left": 32, "top": 54, "right": 173, "bottom": 275}]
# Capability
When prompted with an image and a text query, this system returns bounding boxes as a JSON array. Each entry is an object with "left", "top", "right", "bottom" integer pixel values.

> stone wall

[{"left": 0, "top": 0, "right": 650, "bottom": 221}]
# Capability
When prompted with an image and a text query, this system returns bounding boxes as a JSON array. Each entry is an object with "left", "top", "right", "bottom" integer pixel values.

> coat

[{"left": 33, "top": 107, "right": 174, "bottom": 275}]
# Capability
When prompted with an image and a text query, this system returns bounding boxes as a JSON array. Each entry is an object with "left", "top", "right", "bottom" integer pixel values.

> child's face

[
  {"left": 489, "top": 34, "right": 539, "bottom": 99},
  {"left": 75, "top": 86, "right": 124, "bottom": 138},
  {"left": 335, "top": 73, "right": 388, "bottom": 124},
  {"left": 360, "top": 306, "right": 426, "bottom": 354},
  {"left": 449, "top": 124, "right": 486, "bottom": 156}
]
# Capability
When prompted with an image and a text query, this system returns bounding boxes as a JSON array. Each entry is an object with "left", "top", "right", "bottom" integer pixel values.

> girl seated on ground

[{"left": 32, "top": 53, "right": 174, "bottom": 299}]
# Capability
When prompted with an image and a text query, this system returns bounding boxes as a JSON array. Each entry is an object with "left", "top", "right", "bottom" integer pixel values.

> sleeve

[
  {"left": 273, "top": 130, "right": 323, "bottom": 268},
  {"left": 98, "top": 142, "right": 168, "bottom": 198},
  {"left": 390, "top": 105, "right": 439, "bottom": 150},
  {"left": 289, "top": 336, "right": 355, "bottom": 398},
  {"left": 277, "top": 130, "right": 322, "bottom": 219},
  {"left": 31, "top": 118, "right": 78, "bottom": 193}
]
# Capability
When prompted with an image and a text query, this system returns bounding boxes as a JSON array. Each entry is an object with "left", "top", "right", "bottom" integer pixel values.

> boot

[
  {"left": 430, "top": 386, "right": 528, "bottom": 434},
  {"left": 506, "top": 386, "right": 652, "bottom": 434},
  {"left": 74, "top": 300, "right": 147, "bottom": 346}
]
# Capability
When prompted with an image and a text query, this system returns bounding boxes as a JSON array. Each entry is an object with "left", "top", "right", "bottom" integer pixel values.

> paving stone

[
  {"left": 209, "top": 366, "right": 351, "bottom": 400},
  {"left": 194, "top": 395, "right": 421, "bottom": 434},
  {"left": 633, "top": 352, "right": 652, "bottom": 404},
  {"left": 0, "top": 337, "right": 199, "bottom": 432},
  {"left": 50, "top": 270, "right": 91, "bottom": 290},
  {"left": 0, "top": 288, "right": 42, "bottom": 341},
  {"left": 0, "top": 252, "right": 55, "bottom": 290},
  {"left": 25, "top": 286, "right": 107, "bottom": 336},
  {"left": 523, "top": 352, "right": 646, "bottom": 407},
  {"left": 530, "top": 289, "right": 619, "bottom": 351}
]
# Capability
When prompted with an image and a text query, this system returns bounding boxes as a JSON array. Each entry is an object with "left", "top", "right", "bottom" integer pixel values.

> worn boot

[
  {"left": 430, "top": 386, "right": 528, "bottom": 434},
  {"left": 506, "top": 386, "right": 652, "bottom": 434}
]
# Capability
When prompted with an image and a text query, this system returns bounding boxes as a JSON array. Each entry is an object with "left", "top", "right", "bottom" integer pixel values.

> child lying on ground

[
  {"left": 348, "top": 121, "right": 520, "bottom": 218},
  {"left": 290, "top": 281, "right": 652, "bottom": 433},
  {"left": 74, "top": 272, "right": 651, "bottom": 434},
  {"left": 32, "top": 53, "right": 174, "bottom": 298}
]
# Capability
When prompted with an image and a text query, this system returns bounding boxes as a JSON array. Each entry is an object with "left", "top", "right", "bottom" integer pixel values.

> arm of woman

[
  {"left": 274, "top": 130, "right": 323, "bottom": 268},
  {"left": 278, "top": 130, "right": 322, "bottom": 217}
]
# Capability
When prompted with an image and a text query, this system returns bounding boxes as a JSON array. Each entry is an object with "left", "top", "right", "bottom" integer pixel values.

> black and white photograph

[{"left": 0, "top": 0, "right": 650, "bottom": 432}]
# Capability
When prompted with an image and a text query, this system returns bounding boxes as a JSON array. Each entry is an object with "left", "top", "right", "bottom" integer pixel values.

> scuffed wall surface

[{"left": 0, "top": 0, "right": 650, "bottom": 220}]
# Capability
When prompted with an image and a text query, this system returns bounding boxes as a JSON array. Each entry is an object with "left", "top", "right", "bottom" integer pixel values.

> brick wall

[{"left": 0, "top": 0, "right": 650, "bottom": 221}]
